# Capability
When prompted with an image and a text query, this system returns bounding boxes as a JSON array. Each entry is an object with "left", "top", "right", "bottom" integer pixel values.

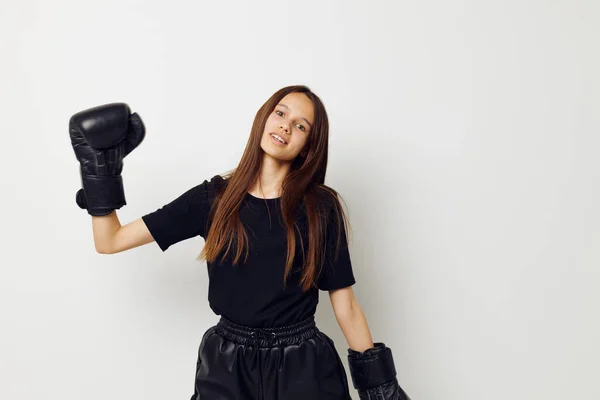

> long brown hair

[{"left": 197, "top": 85, "right": 351, "bottom": 292}]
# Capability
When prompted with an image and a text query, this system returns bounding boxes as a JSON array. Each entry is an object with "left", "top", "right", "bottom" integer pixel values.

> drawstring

[
  {"left": 215, "top": 316, "right": 317, "bottom": 400},
  {"left": 250, "top": 328, "right": 277, "bottom": 400}
]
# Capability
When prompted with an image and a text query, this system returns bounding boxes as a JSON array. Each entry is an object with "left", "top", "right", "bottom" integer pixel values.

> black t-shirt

[{"left": 141, "top": 174, "right": 356, "bottom": 328}]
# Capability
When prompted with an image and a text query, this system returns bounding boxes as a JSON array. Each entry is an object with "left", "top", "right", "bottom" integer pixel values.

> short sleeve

[
  {"left": 141, "top": 174, "right": 224, "bottom": 251},
  {"left": 316, "top": 199, "right": 356, "bottom": 291}
]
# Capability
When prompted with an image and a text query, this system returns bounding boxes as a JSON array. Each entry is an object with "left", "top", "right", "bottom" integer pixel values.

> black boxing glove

[
  {"left": 69, "top": 103, "right": 145, "bottom": 216},
  {"left": 348, "top": 342, "right": 411, "bottom": 400}
]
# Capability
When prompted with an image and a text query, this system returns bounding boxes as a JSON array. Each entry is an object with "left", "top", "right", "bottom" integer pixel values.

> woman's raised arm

[{"left": 93, "top": 212, "right": 154, "bottom": 254}]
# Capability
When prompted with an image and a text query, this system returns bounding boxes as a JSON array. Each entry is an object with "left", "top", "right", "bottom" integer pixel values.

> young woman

[{"left": 69, "top": 85, "right": 410, "bottom": 400}]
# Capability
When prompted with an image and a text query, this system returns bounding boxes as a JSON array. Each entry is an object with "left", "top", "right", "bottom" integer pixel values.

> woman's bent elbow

[{"left": 95, "top": 243, "right": 113, "bottom": 254}]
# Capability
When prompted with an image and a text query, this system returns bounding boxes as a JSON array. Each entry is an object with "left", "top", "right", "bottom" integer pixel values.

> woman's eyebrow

[{"left": 277, "top": 103, "right": 312, "bottom": 128}]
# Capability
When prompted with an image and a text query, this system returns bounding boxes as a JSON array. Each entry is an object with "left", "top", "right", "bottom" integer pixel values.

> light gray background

[{"left": 1, "top": 1, "right": 598, "bottom": 399}]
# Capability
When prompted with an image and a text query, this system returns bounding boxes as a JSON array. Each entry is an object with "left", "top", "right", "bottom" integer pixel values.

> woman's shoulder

[
  {"left": 206, "top": 173, "right": 227, "bottom": 189},
  {"left": 201, "top": 173, "right": 229, "bottom": 203},
  {"left": 177, "top": 173, "right": 228, "bottom": 206}
]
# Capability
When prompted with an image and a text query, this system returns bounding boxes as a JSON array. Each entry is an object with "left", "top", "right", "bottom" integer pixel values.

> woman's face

[{"left": 261, "top": 92, "right": 314, "bottom": 162}]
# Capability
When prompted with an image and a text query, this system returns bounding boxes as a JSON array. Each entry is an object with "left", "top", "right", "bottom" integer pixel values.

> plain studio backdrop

[{"left": 1, "top": 0, "right": 598, "bottom": 399}]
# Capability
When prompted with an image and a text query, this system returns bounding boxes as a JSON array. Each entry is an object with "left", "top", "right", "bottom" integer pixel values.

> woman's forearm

[{"left": 336, "top": 298, "right": 375, "bottom": 352}]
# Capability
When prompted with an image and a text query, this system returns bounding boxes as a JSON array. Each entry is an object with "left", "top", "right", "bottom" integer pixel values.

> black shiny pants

[{"left": 190, "top": 315, "right": 353, "bottom": 400}]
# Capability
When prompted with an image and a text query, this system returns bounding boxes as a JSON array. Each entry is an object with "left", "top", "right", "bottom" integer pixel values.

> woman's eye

[
  {"left": 297, "top": 124, "right": 306, "bottom": 131},
  {"left": 276, "top": 110, "right": 283, "bottom": 116}
]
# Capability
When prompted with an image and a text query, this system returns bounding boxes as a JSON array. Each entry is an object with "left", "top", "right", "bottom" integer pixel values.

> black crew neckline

[{"left": 246, "top": 191, "right": 282, "bottom": 202}]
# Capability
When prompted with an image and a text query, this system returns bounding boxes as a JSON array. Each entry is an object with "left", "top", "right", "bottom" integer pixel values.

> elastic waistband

[{"left": 215, "top": 315, "right": 319, "bottom": 348}]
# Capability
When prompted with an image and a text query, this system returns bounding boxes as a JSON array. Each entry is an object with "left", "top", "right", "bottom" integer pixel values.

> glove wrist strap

[
  {"left": 348, "top": 343, "right": 398, "bottom": 390},
  {"left": 80, "top": 173, "right": 126, "bottom": 215}
]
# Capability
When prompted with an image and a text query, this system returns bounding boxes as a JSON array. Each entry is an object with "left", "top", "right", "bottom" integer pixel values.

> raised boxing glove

[{"left": 69, "top": 103, "right": 145, "bottom": 216}]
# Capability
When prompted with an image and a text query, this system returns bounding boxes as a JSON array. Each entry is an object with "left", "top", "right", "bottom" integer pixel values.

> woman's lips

[{"left": 271, "top": 133, "right": 287, "bottom": 145}]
